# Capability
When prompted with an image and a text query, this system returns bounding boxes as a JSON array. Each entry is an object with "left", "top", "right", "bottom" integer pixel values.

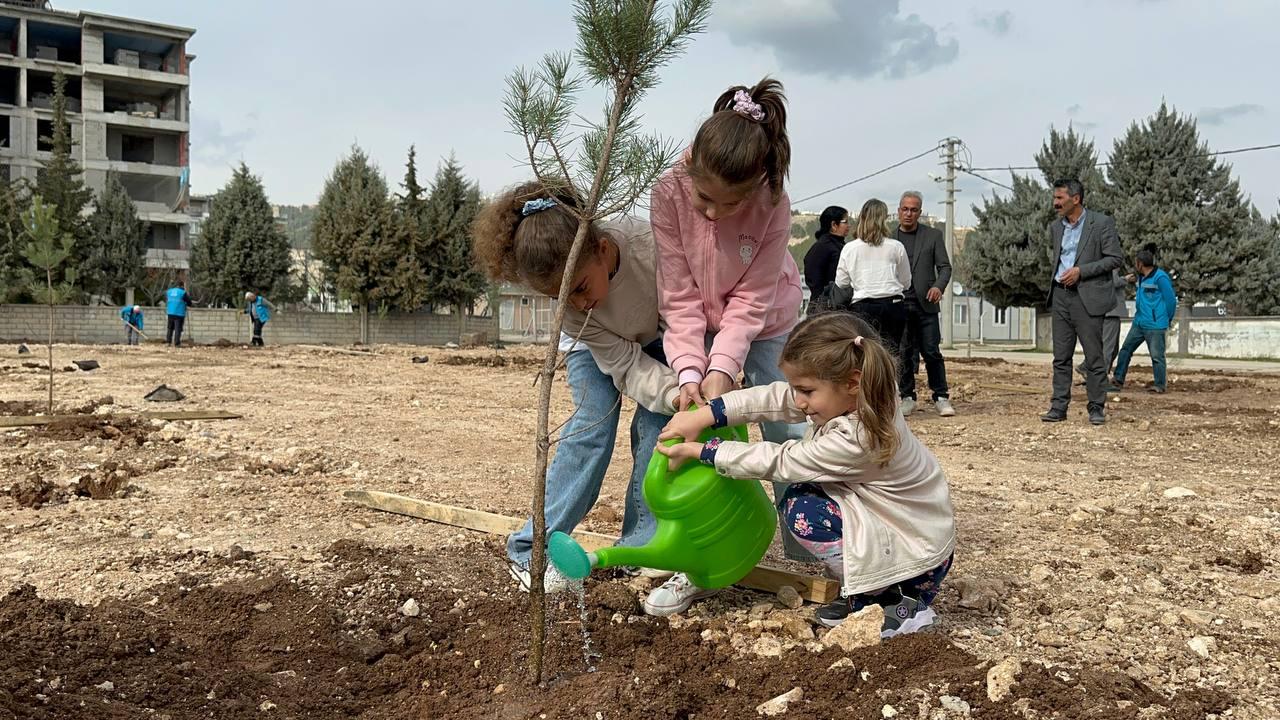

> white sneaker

[
  {"left": 642, "top": 573, "right": 718, "bottom": 616},
  {"left": 900, "top": 397, "right": 917, "bottom": 416},
  {"left": 623, "top": 566, "right": 676, "bottom": 580},
  {"left": 509, "top": 562, "right": 571, "bottom": 594},
  {"left": 934, "top": 398, "right": 956, "bottom": 417}
]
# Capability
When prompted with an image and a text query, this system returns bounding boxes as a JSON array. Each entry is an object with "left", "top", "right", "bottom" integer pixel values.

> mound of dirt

[
  {"left": 439, "top": 353, "right": 543, "bottom": 369},
  {"left": 0, "top": 542, "right": 1232, "bottom": 720},
  {"left": 1213, "top": 550, "right": 1267, "bottom": 575},
  {"left": 5, "top": 477, "right": 57, "bottom": 509},
  {"left": 0, "top": 400, "right": 45, "bottom": 416},
  {"left": 38, "top": 416, "right": 150, "bottom": 444}
]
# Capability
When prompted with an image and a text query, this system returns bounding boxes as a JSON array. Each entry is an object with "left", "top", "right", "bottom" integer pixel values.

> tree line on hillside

[{"left": 958, "top": 102, "right": 1280, "bottom": 316}]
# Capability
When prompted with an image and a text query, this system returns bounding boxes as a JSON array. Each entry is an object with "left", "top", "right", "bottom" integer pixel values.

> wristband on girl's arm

[
  {"left": 699, "top": 437, "right": 721, "bottom": 465},
  {"left": 709, "top": 398, "right": 729, "bottom": 428}
]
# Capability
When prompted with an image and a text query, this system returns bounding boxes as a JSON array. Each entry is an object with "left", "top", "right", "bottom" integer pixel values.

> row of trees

[
  {"left": 0, "top": 71, "right": 148, "bottom": 306},
  {"left": 311, "top": 145, "right": 487, "bottom": 317},
  {"left": 958, "top": 103, "right": 1280, "bottom": 316}
]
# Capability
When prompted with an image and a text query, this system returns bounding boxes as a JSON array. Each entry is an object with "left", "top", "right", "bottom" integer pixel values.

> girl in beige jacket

[{"left": 656, "top": 312, "right": 955, "bottom": 635}]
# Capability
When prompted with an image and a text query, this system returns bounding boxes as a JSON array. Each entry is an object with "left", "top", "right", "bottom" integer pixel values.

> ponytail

[
  {"left": 688, "top": 77, "right": 790, "bottom": 204},
  {"left": 781, "top": 313, "right": 901, "bottom": 466}
]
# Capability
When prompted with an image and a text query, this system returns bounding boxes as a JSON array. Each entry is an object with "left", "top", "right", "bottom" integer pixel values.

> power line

[
  {"left": 959, "top": 167, "right": 1014, "bottom": 191},
  {"left": 793, "top": 143, "right": 944, "bottom": 204},
  {"left": 967, "top": 141, "right": 1280, "bottom": 172}
]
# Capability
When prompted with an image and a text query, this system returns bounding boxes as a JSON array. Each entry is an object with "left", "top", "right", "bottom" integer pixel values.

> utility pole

[{"left": 939, "top": 137, "right": 960, "bottom": 349}]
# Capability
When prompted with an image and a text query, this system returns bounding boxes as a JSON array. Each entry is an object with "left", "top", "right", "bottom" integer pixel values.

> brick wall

[{"left": 0, "top": 305, "right": 496, "bottom": 347}]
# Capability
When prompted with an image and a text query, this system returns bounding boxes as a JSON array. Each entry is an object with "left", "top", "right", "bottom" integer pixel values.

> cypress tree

[
  {"left": 386, "top": 146, "right": 432, "bottom": 312},
  {"left": 955, "top": 173, "right": 1054, "bottom": 309},
  {"left": 35, "top": 69, "right": 93, "bottom": 298},
  {"left": 311, "top": 145, "right": 398, "bottom": 310},
  {"left": 423, "top": 155, "right": 486, "bottom": 316},
  {"left": 86, "top": 173, "right": 146, "bottom": 304},
  {"left": 190, "top": 163, "right": 294, "bottom": 306},
  {"left": 0, "top": 178, "right": 30, "bottom": 302}
]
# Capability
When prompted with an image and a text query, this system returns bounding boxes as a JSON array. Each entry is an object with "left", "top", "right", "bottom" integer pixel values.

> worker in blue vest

[
  {"left": 120, "top": 305, "right": 144, "bottom": 345},
  {"left": 244, "top": 291, "right": 273, "bottom": 347},
  {"left": 165, "top": 281, "right": 191, "bottom": 347}
]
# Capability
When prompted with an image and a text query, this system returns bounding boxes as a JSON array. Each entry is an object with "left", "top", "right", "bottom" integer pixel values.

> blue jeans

[
  {"left": 707, "top": 333, "right": 816, "bottom": 562},
  {"left": 1112, "top": 324, "right": 1168, "bottom": 390},
  {"left": 506, "top": 346, "right": 669, "bottom": 566}
]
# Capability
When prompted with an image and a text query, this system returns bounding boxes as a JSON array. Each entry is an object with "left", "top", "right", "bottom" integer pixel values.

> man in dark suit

[
  {"left": 1043, "top": 179, "right": 1124, "bottom": 425},
  {"left": 895, "top": 191, "right": 954, "bottom": 417}
]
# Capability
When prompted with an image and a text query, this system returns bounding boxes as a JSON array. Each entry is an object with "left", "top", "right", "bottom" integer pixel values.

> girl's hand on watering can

[
  {"left": 679, "top": 382, "right": 706, "bottom": 409},
  {"left": 656, "top": 441, "right": 703, "bottom": 470},
  {"left": 701, "top": 370, "right": 735, "bottom": 400},
  {"left": 660, "top": 405, "right": 715, "bottom": 443}
]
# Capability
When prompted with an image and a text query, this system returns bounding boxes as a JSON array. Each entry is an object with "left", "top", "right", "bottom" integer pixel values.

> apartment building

[{"left": 0, "top": 0, "right": 194, "bottom": 268}]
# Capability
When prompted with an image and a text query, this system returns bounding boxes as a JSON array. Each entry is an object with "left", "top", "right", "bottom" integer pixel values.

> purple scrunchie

[{"left": 731, "top": 89, "right": 765, "bottom": 122}]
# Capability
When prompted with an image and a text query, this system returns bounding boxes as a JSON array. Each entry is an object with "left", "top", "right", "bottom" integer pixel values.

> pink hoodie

[{"left": 650, "top": 162, "right": 803, "bottom": 384}]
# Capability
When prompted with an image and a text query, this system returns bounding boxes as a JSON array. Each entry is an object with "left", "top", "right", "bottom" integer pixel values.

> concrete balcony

[
  {"left": 144, "top": 247, "right": 188, "bottom": 269},
  {"left": 88, "top": 110, "right": 187, "bottom": 133},
  {"left": 84, "top": 158, "right": 183, "bottom": 175},
  {"left": 137, "top": 209, "right": 190, "bottom": 225},
  {"left": 82, "top": 62, "right": 188, "bottom": 87}
]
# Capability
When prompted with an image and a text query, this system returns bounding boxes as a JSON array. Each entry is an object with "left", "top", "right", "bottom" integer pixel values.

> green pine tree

[
  {"left": 386, "top": 146, "right": 432, "bottom": 312},
  {"left": 1227, "top": 209, "right": 1280, "bottom": 316},
  {"left": 0, "top": 177, "right": 31, "bottom": 302},
  {"left": 1106, "top": 102, "right": 1248, "bottom": 304},
  {"left": 86, "top": 173, "right": 147, "bottom": 305},
  {"left": 954, "top": 173, "right": 1054, "bottom": 309},
  {"left": 35, "top": 69, "right": 93, "bottom": 299},
  {"left": 190, "top": 163, "right": 295, "bottom": 307},
  {"left": 423, "top": 155, "right": 486, "bottom": 317},
  {"left": 1035, "top": 125, "right": 1111, "bottom": 216},
  {"left": 312, "top": 145, "right": 398, "bottom": 311},
  {"left": 21, "top": 196, "right": 77, "bottom": 413}
]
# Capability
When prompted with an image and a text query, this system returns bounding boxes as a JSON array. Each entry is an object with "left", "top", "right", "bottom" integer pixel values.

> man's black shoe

[
  {"left": 1088, "top": 406, "right": 1106, "bottom": 425},
  {"left": 1041, "top": 409, "right": 1067, "bottom": 422}
]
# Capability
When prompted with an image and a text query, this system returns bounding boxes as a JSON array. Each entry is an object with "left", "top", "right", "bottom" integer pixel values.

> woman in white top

[{"left": 833, "top": 198, "right": 911, "bottom": 355}]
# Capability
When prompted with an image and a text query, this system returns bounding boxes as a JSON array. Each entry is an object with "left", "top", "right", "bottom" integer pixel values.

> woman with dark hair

[{"left": 802, "top": 205, "right": 849, "bottom": 313}]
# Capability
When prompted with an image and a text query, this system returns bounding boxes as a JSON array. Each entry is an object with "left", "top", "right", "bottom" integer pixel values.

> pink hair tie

[
  {"left": 853, "top": 336, "right": 864, "bottom": 347},
  {"left": 731, "top": 89, "right": 765, "bottom": 122}
]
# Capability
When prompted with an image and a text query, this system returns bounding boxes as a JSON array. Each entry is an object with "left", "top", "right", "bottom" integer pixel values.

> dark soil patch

[
  {"left": 5, "top": 477, "right": 56, "bottom": 509},
  {"left": 1169, "top": 402, "right": 1275, "bottom": 417},
  {"left": 439, "top": 354, "right": 543, "bottom": 369},
  {"left": 1213, "top": 550, "right": 1267, "bottom": 575},
  {"left": 1170, "top": 377, "right": 1252, "bottom": 392},
  {"left": 37, "top": 416, "right": 150, "bottom": 444},
  {"left": 0, "top": 400, "right": 44, "bottom": 416},
  {"left": 72, "top": 460, "right": 139, "bottom": 500},
  {"left": 0, "top": 541, "right": 1233, "bottom": 720}
]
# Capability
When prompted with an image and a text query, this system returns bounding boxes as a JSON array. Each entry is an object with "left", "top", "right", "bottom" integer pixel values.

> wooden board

[
  {"left": 295, "top": 344, "right": 378, "bottom": 357},
  {"left": 343, "top": 489, "right": 840, "bottom": 603},
  {"left": 0, "top": 410, "right": 242, "bottom": 428}
]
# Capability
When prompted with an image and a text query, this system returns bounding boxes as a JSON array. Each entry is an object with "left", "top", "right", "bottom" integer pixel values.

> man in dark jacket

[
  {"left": 895, "top": 191, "right": 954, "bottom": 417},
  {"left": 1042, "top": 179, "right": 1124, "bottom": 425},
  {"left": 802, "top": 206, "right": 849, "bottom": 314}
]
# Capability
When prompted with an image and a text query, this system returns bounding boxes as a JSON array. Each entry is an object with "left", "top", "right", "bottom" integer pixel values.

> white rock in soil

[
  {"left": 756, "top": 687, "right": 803, "bottom": 716},
  {"left": 1103, "top": 615, "right": 1125, "bottom": 632},
  {"left": 939, "top": 695, "right": 971, "bottom": 715},
  {"left": 1162, "top": 486, "right": 1197, "bottom": 499},
  {"left": 751, "top": 634, "right": 783, "bottom": 658},
  {"left": 776, "top": 585, "right": 803, "bottom": 610},
  {"left": 1028, "top": 564, "right": 1052, "bottom": 583},
  {"left": 827, "top": 657, "right": 854, "bottom": 670},
  {"left": 1187, "top": 635, "right": 1216, "bottom": 658},
  {"left": 986, "top": 658, "right": 1022, "bottom": 702},
  {"left": 882, "top": 705, "right": 898, "bottom": 717},
  {"left": 821, "top": 605, "right": 882, "bottom": 651},
  {"left": 95, "top": 681, "right": 114, "bottom": 692},
  {"left": 400, "top": 598, "right": 421, "bottom": 617}
]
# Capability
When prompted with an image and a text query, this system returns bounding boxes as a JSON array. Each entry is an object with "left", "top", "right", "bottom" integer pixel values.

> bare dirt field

[{"left": 2, "top": 341, "right": 1277, "bottom": 719}]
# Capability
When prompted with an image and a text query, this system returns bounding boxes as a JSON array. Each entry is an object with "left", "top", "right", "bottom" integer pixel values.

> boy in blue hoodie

[
  {"left": 120, "top": 305, "right": 144, "bottom": 345},
  {"left": 244, "top": 291, "right": 272, "bottom": 347},
  {"left": 1112, "top": 247, "right": 1177, "bottom": 393}
]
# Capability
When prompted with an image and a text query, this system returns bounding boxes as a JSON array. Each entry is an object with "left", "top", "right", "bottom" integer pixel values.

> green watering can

[{"left": 548, "top": 423, "right": 777, "bottom": 589}]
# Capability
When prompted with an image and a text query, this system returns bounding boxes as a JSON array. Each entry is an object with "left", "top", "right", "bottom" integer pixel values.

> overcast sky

[{"left": 73, "top": 0, "right": 1279, "bottom": 226}]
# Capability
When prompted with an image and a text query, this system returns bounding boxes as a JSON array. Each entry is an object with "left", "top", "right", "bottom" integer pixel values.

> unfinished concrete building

[{"left": 0, "top": 0, "right": 194, "bottom": 268}]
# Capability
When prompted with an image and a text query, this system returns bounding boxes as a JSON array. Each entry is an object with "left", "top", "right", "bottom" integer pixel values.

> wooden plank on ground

[
  {"left": 980, "top": 382, "right": 1041, "bottom": 395},
  {"left": 343, "top": 489, "right": 840, "bottom": 603},
  {"left": 0, "top": 410, "right": 242, "bottom": 428}
]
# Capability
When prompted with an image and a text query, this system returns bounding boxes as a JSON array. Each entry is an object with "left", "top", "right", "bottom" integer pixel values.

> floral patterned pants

[{"left": 782, "top": 483, "right": 952, "bottom": 608}]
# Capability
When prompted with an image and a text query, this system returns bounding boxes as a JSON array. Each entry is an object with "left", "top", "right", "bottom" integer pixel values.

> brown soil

[
  {"left": 37, "top": 415, "right": 150, "bottom": 444},
  {"left": 0, "top": 400, "right": 45, "bottom": 415},
  {"left": 0, "top": 540, "right": 1231, "bottom": 720},
  {"left": 1, "top": 343, "right": 1277, "bottom": 719},
  {"left": 6, "top": 477, "right": 56, "bottom": 509}
]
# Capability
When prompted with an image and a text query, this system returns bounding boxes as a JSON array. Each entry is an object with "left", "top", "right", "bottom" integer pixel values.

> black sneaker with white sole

[{"left": 815, "top": 592, "right": 938, "bottom": 637}]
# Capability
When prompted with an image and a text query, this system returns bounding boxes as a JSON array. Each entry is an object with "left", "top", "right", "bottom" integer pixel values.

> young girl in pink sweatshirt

[{"left": 646, "top": 77, "right": 810, "bottom": 615}]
